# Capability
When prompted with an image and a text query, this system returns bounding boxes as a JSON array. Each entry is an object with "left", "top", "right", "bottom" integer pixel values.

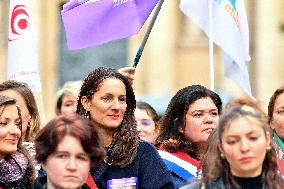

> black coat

[
  {"left": 0, "top": 174, "right": 33, "bottom": 189},
  {"left": 91, "top": 141, "right": 174, "bottom": 189}
]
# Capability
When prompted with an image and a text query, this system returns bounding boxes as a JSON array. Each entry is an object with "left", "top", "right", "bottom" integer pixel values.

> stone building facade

[{"left": 0, "top": 0, "right": 284, "bottom": 121}]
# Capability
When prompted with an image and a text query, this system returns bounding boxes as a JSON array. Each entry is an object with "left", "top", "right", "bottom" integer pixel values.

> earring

[
  {"left": 267, "top": 146, "right": 271, "bottom": 151},
  {"left": 84, "top": 110, "right": 90, "bottom": 119},
  {"left": 220, "top": 153, "right": 225, "bottom": 159}
]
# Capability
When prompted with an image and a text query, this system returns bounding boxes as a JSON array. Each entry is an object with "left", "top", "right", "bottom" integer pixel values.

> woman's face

[
  {"left": 60, "top": 94, "right": 78, "bottom": 116},
  {"left": 135, "top": 108, "right": 158, "bottom": 144},
  {"left": 271, "top": 93, "right": 284, "bottom": 139},
  {"left": 0, "top": 89, "right": 31, "bottom": 140},
  {"left": 43, "top": 135, "right": 91, "bottom": 189},
  {"left": 82, "top": 78, "right": 127, "bottom": 130},
  {"left": 0, "top": 104, "right": 21, "bottom": 159},
  {"left": 182, "top": 97, "right": 219, "bottom": 148},
  {"left": 220, "top": 117, "right": 270, "bottom": 177}
]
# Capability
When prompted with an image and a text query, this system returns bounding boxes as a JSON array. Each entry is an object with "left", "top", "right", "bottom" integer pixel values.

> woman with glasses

[{"left": 135, "top": 101, "right": 160, "bottom": 144}]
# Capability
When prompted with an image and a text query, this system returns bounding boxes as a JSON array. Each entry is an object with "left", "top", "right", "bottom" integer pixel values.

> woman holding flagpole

[
  {"left": 76, "top": 67, "right": 174, "bottom": 189},
  {"left": 156, "top": 85, "right": 222, "bottom": 188}
]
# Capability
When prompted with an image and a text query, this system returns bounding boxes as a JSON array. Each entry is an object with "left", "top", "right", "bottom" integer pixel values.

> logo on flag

[
  {"left": 9, "top": 4, "right": 30, "bottom": 41},
  {"left": 180, "top": 0, "right": 252, "bottom": 96},
  {"left": 8, "top": 0, "right": 41, "bottom": 92}
]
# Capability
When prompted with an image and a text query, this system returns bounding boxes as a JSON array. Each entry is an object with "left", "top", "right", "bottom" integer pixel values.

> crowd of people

[{"left": 0, "top": 66, "right": 284, "bottom": 189}]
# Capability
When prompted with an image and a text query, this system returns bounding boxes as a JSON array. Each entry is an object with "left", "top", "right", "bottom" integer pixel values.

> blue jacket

[{"left": 91, "top": 141, "right": 174, "bottom": 189}]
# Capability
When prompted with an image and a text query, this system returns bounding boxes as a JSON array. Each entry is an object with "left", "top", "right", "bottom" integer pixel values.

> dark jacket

[
  {"left": 91, "top": 141, "right": 174, "bottom": 189},
  {"left": 32, "top": 176, "right": 90, "bottom": 189},
  {"left": 171, "top": 173, "right": 188, "bottom": 189},
  {"left": 180, "top": 175, "right": 267, "bottom": 189},
  {"left": 0, "top": 176, "right": 32, "bottom": 189}
]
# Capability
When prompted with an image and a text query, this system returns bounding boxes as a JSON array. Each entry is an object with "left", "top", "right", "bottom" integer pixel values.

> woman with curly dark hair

[
  {"left": 156, "top": 85, "right": 222, "bottom": 188},
  {"left": 76, "top": 67, "right": 174, "bottom": 189},
  {"left": 0, "top": 95, "right": 35, "bottom": 188},
  {"left": 182, "top": 105, "right": 284, "bottom": 189}
]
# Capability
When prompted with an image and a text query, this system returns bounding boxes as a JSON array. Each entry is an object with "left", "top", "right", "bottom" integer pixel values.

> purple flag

[{"left": 61, "top": 0, "right": 159, "bottom": 50}]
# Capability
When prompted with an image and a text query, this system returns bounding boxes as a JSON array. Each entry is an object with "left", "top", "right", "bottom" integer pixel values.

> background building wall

[{"left": 0, "top": 0, "right": 283, "bottom": 122}]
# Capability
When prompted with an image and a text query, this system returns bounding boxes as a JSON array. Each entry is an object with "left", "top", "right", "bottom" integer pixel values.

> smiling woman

[
  {"left": 76, "top": 67, "right": 174, "bottom": 189},
  {"left": 0, "top": 95, "right": 35, "bottom": 188}
]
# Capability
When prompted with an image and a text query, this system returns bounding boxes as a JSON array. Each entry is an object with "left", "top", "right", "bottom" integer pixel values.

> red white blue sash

[
  {"left": 158, "top": 149, "right": 200, "bottom": 180},
  {"left": 276, "top": 157, "right": 284, "bottom": 176}
]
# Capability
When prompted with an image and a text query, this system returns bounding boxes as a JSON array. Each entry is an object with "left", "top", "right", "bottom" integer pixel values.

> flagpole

[
  {"left": 208, "top": 0, "right": 215, "bottom": 91},
  {"left": 132, "top": 0, "right": 164, "bottom": 68}
]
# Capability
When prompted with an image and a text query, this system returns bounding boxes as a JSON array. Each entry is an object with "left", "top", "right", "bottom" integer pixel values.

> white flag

[
  {"left": 180, "top": 0, "right": 252, "bottom": 96},
  {"left": 8, "top": 0, "right": 41, "bottom": 92}
]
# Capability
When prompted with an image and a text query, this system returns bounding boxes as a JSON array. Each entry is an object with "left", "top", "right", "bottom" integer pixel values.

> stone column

[
  {"left": 254, "top": 0, "right": 284, "bottom": 106},
  {"left": 131, "top": 1, "right": 180, "bottom": 96},
  {"left": 36, "top": 0, "right": 60, "bottom": 122}
]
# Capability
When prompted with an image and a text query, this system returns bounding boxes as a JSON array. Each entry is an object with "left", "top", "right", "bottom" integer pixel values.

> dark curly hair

[
  {"left": 35, "top": 115, "right": 106, "bottom": 167},
  {"left": 156, "top": 85, "right": 222, "bottom": 160},
  {"left": 0, "top": 80, "right": 41, "bottom": 141},
  {"left": 76, "top": 67, "right": 139, "bottom": 168},
  {"left": 202, "top": 105, "right": 284, "bottom": 189},
  {"left": 268, "top": 86, "right": 284, "bottom": 124}
]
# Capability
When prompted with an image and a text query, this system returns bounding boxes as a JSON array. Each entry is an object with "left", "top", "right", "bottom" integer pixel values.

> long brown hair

[
  {"left": 0, "top": 95, "right": 35, "bottom": 182},
  {"left": 76, "top": 67, "right": 139, "bottom": 168},
  {"left": 0, "top": 80, "right": 41, "bottom": 141},
  {"left": 202, "top": 105, "right": 284, "bottom": 189}
]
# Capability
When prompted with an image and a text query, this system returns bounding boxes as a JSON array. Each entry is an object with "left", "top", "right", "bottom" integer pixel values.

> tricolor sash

[
  {"left": 277, "top": 157, "right": 284, "bottom": 176},
  {"left": 158, "top": 150, "right": 200, "bottom": 180}
]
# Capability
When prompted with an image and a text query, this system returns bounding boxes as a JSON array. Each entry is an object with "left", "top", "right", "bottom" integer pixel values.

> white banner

[{"left": 8, "top": 0, "right": 41, "bottom": 92}]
